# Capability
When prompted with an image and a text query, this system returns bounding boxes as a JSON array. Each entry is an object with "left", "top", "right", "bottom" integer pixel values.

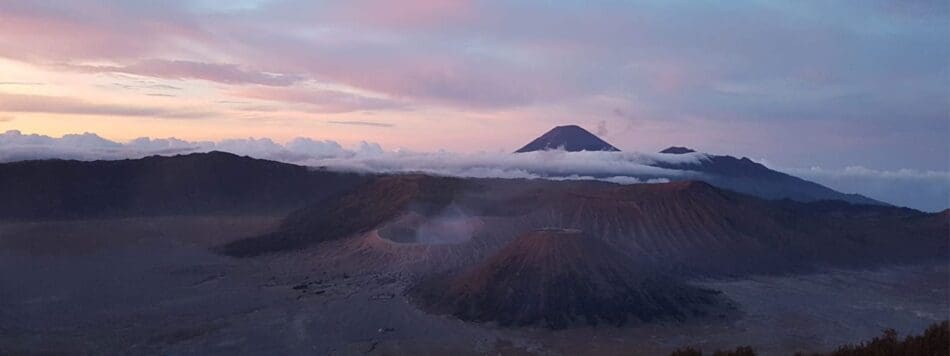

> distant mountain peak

[
  {"left": 660, "top": 146, "right": 696, "bottom": 154},
  {"left": 515, "top": 125, "right": 620, "bottom": 153}
]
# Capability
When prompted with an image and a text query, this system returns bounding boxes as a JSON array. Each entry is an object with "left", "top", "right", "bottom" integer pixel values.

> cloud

[
  {"left": 105, "top": 80, "right": 183, "bottom": 91},
  {"left": 783, "top": 166, "right": 950, "bottom": 212},
  {"left": 327, "top": 120, "right": 394, "bottom": 128},
  {"left": 315, "top": 0, "right": 476, "bottom": 29},
  {"left": 309, "top": 149, "right": 701, "bottom": 181},
  {"left": 595, "top": 120, "right": 608, "bottom": 136},
  {"left": 232, "top": 86, "right": 407, "bottom": 113},
  {"left": 0, "top": 129, "right": 700, "bottom": 182},
  {"left": 126, "top": 136, "right": 206, "bottom": 153},
  {"left": 0, "top": 92, "right": 213, "bottom": 119},
  {"left": 0, "top": 130, "right": 361, "bottom": 164},
  {"left": 793, "top": 166, "right": 950, "bottom": 181},
  {"left": 0, "top": 130, "right": 149, "bottom": 162},
  {"left": 0, "top": 81, "right": 43, "bottom": 86},
  {"left": 68, "top": 60, "right": 304, "bottom": 86},
  {"left": 0, "top": 1, "right": 208, "bottom": 62}
]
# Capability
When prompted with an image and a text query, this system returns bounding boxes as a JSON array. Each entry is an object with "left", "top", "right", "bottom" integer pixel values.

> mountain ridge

[
  {"left": 650, "top": 153, "right": 887, "bottom": 206},
  {"left": 0, "top": 151, "right": 369, "bottom": 220}
]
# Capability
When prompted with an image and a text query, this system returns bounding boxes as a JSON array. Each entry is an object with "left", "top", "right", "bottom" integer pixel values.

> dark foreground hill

[
  {"left": 223, "top": 175, "right": 947, "bottom": 276},
  {"left": 669, "top": 321, "right": 950, "bottom": 356},
  {"left": 408, "top": 228, "right": 732, "bottom": 329},
  {"left": 800, "top": 320, "right": 949, "bottom": 356},
  {"left": 0, "top": 151, "right": 368, "bottom": 220},
  {"left": 220, "top": 174, "right": 465, "bottom": 257}
]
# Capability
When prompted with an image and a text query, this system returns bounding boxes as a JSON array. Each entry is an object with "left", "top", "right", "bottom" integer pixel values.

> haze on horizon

[{"left": 0, "top": 2, "right": 947, "bottom": 178}]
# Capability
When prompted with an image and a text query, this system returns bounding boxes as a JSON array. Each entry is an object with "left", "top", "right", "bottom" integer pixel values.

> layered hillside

[
  {"left": 495, "top": 180, "right": 938, "bottom": 274},
  {"left": 409, "top": 229, "right": 731, "bottom": 329},
  {"left": 0, "top": 151, "right": 369, "bottom": 220},
  {"left": 220, "top": 175, "right": 467, "bottom": 257},
  {"left": 224, "top": 175, "right": 947, "bottom": 276}
]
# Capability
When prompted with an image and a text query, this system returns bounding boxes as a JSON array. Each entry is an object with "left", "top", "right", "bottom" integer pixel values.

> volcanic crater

[
  {"left": 408, "top": 228, "right": 735, "bottom": 329},
  {"left": 377, "top": 205, "right": 483, "bottom": 245}
]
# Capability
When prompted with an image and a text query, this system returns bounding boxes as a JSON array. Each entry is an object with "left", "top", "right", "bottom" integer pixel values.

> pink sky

[{"left": 0, "top": 0, "right": 947, "bottom": 171}]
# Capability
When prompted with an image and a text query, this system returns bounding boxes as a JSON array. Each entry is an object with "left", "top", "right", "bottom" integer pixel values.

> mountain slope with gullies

[
  {"left": 222, "top": 175, "right": 948, "bottom": 276},
  {"left": 652, "top": 146, "right": 885, "bottom": 206},
  {"left": 0, "top": 151, "right": 369, "bottom": 220},
  {"left": 408, "top": 228, "right": 733, "bottom": 329},
  {"left": 220, "top": 175, "right": 468, "bottom": 257}
]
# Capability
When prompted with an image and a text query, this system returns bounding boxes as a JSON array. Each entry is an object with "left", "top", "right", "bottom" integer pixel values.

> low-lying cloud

[
  {"left": 0, "top": 130, "right": 699, "bottom": 185},
  {"left": 310, "top": 149, "right": 698, "bottom": 182},
  {"left": 785, "top": 166, "right": 950, "bottom": 213}
]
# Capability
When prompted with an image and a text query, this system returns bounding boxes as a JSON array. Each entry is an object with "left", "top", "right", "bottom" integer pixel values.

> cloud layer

[
  {"left": 787, "top": 166, "right": 950, "bottom": 213},
  {"left": 0, "top": 129, "right": 694, "bottom": 182}
]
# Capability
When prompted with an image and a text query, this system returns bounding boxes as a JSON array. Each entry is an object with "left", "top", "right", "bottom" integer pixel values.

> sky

[{"left": 0, "top": 1, "right": 947, "bottom": 208}]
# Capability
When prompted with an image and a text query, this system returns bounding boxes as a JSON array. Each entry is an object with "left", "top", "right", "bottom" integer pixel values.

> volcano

[
  {"left": 515, "top": 125, "right": 620, "bottom": 153},
  {"left": 660, "top": 146, "right": 697, "bottom": 154},
  {"left": 409, "top": 228, "right": 731, "bottom": 329},
  {"left": 514, "top": 127, "right": 881, "bottom": 205}
]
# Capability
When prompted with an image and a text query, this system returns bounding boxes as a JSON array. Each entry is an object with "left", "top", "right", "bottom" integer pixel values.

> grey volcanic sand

[{"left": 1, "top": 216, "right": 947, "bottom": 355}]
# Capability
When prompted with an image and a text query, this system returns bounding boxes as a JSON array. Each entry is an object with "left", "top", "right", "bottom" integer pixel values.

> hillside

[
  {"left": 0, "top": 151, "right": 368, "bottom": 220},
  {"left": 409, "top": 228, "right": 732, "bottom": 329},
  {"left": 223, "top": 176, "right": 947, "bottom": 276}
]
